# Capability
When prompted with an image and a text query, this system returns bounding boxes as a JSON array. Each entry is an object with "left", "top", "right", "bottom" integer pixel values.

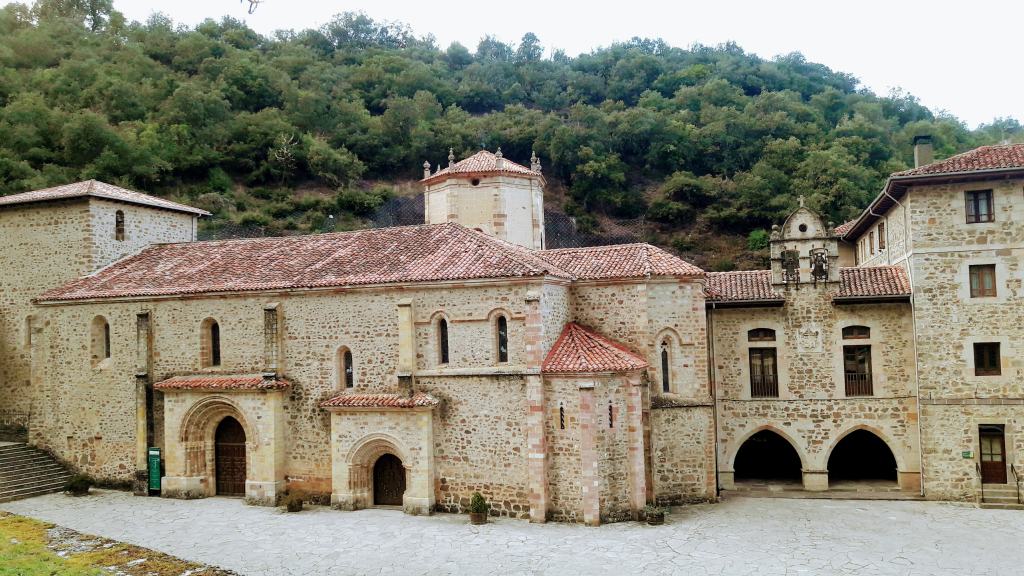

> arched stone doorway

[
  {"left": 734, "top": 430, "right": 803, "bottom": 484},
  {"left": 214, "top": 416, "right": 247, "bottom": 496},
  {"left": 372, "top": 453, "right": 406, "bottom": 506},
  {"left": 827, "top": 429, "right": 897, "bottom": 486}
]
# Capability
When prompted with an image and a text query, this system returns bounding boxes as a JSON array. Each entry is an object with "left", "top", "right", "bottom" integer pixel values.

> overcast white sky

[{"left": 114, "top": 0, "right": 1022, "bottom": 128}]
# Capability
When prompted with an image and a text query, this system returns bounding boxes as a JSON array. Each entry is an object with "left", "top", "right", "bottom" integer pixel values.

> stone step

[
  {"left": 980, "top": 502, "right": 1024, "bottom": 511},
  {"left": 0, "top": 476, "right": 71, "bottom": 494},
  {"left": 0, "top": 454, "right": 59, "bottom": 466},
  {"left": 0, "top": 468, "right": 70, "bottom": 487},
  {"left": 0, "top": 443, "right": 28, "bottom": 453},
  {"left": 0, "top": 482, "right": 67, "bottom": 503},
  {"left": 0, "top": 450, "right": 53, "bottom": 462}
]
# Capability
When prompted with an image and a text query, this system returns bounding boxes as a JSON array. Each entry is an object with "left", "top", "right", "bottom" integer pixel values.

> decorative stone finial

[
  {"left": 798, "top": 195, "right": 805, "bottom": 208},
  {"left": 448, "top": 148, "right": 455, "bottom": 167},
  {"left": 531, "top": 150, "right": 542, "bottom": 173},
  {"left": 494, "top": 147, "right": 504, "bottom": 170},
  {"left": 423, "top": 161, "right": 431, "bottom": 179},
  {"left": 495, "top": 147, "right": 503, "bottom": 159}
]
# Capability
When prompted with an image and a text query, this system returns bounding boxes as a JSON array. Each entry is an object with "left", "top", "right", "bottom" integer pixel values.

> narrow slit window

[
  {"left": 660, "top": 341, "right": 671, "bottom": 393},
  {"left": 438, "top": 319, "right": 449, "bottom": 364},
  {"left": 115, "top": 210, "right": 125, "bottom": 241},
  {"left": 608, "top": 402, "right": 614, "bottom": 429},
  {"left": 103, "top": 322, "right": 111, "bottom": 359},
  {"left": 343, "top": 349, "right": 354, "bottom": 387},
  {"left": 201, "top": 319, "right": 221, "bottom": 367},
  {"left": 209, "top": 322, "right": 221, "bottom": 366},
  {"left": 496, "top": 315, "right": 508, "bottom": 363},
  {"left": 559, "top": 405, "right": 565, "bottom": 430}
]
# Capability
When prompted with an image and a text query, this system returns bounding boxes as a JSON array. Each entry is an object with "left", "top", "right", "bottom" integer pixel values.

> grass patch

[{"left": 0, "top": 511, "right": 232, "bottom": 575}]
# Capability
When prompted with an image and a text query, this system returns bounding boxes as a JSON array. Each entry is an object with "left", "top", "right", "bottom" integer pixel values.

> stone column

[
  {"left": 625, "top": 372, "right": 647, "bottom": 517},
  {"left": 396, "top": 298, "right": 414, "bottom": 378},
  {"left": 579, "top": 381, "right": 599, "bottom": 526},
  {"left": 263, "top": 303, "right": 282, "bottom": 376},
  {"left": 524, "top": 290, "right": 548, "bottom": 522},
  {"left": 133, "top": 312, "right": 152, "bottom": 496},
  {"left": 802, "top": 470, "right": 829, "bottom": 491}
]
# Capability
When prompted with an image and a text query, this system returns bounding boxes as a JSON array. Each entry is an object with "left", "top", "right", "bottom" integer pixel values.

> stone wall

[
  {"left": 903, "top": 178, "right": 1024, "bottom": 498},
  {"left": 650, "top": 404, "right": 716, "bottom": 504},
  {"left": 711, "top": 284, "right": 921, "bottom": 491}
]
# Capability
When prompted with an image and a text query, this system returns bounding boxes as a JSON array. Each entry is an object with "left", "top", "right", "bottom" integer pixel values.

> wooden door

[
  {"left": 215, "top": 417, "right": 247, "bottom": 496},
  {"left": 373, "top": 454, "right": 406, "bottom": 506},
  {"left": 979, "top": 426, "right": 1007, "bottom": 484}
]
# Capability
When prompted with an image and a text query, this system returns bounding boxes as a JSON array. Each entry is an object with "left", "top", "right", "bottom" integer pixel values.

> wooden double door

[
  {"left": 215, "top": 417, "right": 247, "bottom": 496},
  {"left": 373, "top": 453, "right": 406, "bottom": 506},
  {"left": 979, "top": 425, "right": 1007, "bottom": 484}
]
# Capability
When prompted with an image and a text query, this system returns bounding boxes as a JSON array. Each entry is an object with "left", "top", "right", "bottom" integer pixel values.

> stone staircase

[
  {"left": 980, "top": 483, "right": 1024, "bottom": 511},
  {"left": 0, "top": 443, "right": 72, "bottom": 503}
]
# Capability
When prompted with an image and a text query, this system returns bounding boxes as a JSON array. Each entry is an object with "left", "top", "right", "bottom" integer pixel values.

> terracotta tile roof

[
  {"left": 542, "top": 322, "right": 649, "bottom": 374},
  {"left": 834, "top": 266, "right": 911, "bottom": 299},
  {"left": 833, "top": 219, "right": 858, "bottom": 236},
  {"left": 38, "top": 223, "right": 574, "bottom": 302},
  {"left": 705, "top": 270, "right": 782, "bottom": 302},
  {"left": 893, "top": 144, "right": 1024, "bottom": 177},
  {"left": 706, "top": 267, "right": 911, "bottom": 302},
  {"left": 421, "top": 150, "right": 539, "bottom": 184},
  {"left": 539, "top": 244, "right": 704, "bottom": 279},
  {"left": 153, "top": 374, "right": 290, "bottom": 391},
  {"left": 0, "top": 180, "right": 210, "bottom": 215},
  {"left": 321, "top": 392, "right": 439, "bottom": 409}
]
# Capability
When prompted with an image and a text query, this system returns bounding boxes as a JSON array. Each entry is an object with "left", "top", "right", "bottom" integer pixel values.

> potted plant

[
  {"left": 281, "top": 490, "right": 305, "bottom": 512},
  {"left": 644, "top": 504, "right": 666, "bottom": 526},
  {"left": 66, "top": 474, "right": 94, "bottom": 496},
  {"left": 468, "top": 492, "right": 490, "bottom": 525}
]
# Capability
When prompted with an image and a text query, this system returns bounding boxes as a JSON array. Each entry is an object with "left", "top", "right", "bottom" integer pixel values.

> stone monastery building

[{"left": 1, "top": 139, "right": 1022, "bottom": 523}]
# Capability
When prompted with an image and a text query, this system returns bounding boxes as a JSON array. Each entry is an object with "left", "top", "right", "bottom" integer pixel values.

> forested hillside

[{"left": 1, "top": 2, "right": 1021, "bottom": 267}]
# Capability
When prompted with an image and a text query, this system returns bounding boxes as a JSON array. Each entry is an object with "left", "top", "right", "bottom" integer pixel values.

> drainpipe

[
  {"left": 707, "top": 300, "right": 720, "bottom": 496},
  {"left": 883, "top": 186, "right": 925, "bottom": 497}
]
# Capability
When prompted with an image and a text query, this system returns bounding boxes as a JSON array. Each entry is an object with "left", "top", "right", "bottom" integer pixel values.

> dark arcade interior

[
  {"left": 828, "top": 430, "right": 898, "bottom": 483},
  {"left": 734, "top": 430, "right": 803, "bottom": 481}
]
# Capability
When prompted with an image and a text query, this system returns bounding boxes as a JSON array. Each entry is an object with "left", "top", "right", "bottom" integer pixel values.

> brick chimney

[{"left": 913, "top": 135, "right": 933, "bottom": 168}]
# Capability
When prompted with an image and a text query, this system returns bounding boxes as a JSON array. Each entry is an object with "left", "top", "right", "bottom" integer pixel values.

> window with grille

[
  {"left": 749, "top": 348, "right": 778, "bottom": 398},
  {"left": 843, "top": 345, "right": 872, "bottom": 396}
]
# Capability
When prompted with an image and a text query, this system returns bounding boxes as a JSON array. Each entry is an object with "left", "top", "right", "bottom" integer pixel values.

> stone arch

[
  {"left": 335, "top": 345, "right": 354, "bottom": 388},
  {"left": 345, "top": 433, "right": 411, "bottom": 507},
  {"left": 430, "top": 311, "right": 451, "bottom": 365},
  {"left": 178, "top": 396, "right": 255, "bottom": 480},
  {"left": 730, "top": 425, "right": 808, "bottom": 474},
  {"left": 824, "top": 424, "right": 903, "bottom": 482},
  {"left": 199, "top": 317, "right": 221, "bottom": 368},
  {"left": 89, "top": 315, "right": 111, "bottom": 367},
  {"left": 488, "top": 308, "right": 511, "bottom": 363}
]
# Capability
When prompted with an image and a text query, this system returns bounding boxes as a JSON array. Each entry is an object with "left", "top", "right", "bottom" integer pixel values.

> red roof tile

[
  {"left": 38, "top": 223, "right": 573, "bottom": 301},
  {"left": 421, "top": 150, "right": 539, "bottom": 184},
  {"left": 153, "top": 374, "right": 290, "bottom": 391},
  {"left": 893, "top": 144, "right": 1024, "bottom": 177},
  {"left": 706, "top": 267, "right": 911, "bottom": 302},
  {"left": 321, "top": 392, "right": 439, "bottom": 409},
  {"left": 0, "top": 180, "right": 209, "bottom": 215},
  {"left": 705, "top": 270, "right": 782, "bottom": 302},
  {"left": 539, "top": 244, "right": 704, "bottom": 279},
  {"left": 542, "top": 322, "right": 649, "bottom": 374},
  {"left": 834, "top": 266, "right": 911, "bottom": 299},
  {"left": 833, "top": 219, "right": 858, "bottom": 236}
]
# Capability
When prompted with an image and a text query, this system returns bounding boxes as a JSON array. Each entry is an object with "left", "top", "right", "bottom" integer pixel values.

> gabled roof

[
  {"left": 892, "top": 144, "right": 1024, "bottom": 177},
  {"left": 153, "top": 374, "right": 290, "bottom": 391},
  {"left": 321, "top": 392, "right": 439, "bottom": 409},
  {"left": 38, "top": 223, "right": 573, "bottom": 302},
  {"left": 705, "top": 270, "right": 783, "bottom": 303},
  {"left": 539, "top": 244, "right": 704, "bottom": 280},
  {"left": 421, "top": 150, "right": 540, "bottom": 184},
  {"left": 705, "top": 266, "right": 911, "bottom": 303},
  {"left": 833, "top": 219, "right": 858, "bottom": 236},
  {"left": 0, "top": 180, "right": 210, "bottom": 216},
  {"left": 542, "top": 322, "right": 649, "bottom": 374},
  {"left": 834, "top": 266, "right": 911, "bottom": 300}
]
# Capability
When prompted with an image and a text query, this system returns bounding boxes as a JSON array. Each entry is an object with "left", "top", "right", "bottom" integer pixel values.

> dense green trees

[{"left": 0, "top": 2, "right": 1020, "bottom": 253}]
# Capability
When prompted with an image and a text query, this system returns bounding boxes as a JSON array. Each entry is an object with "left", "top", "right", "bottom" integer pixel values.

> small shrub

[
  {"left": 670, "top": 236, "right": 695, "bottom": 253},
  {"left": 710, "top": 258, "right": 736, "bottom": 272},
  {"left": 468, "top": 492, "right": 490, "bottom": 514},
  {"left": 647, "top": 198, "right": 694, "bottom": 224},
  {"left": 643, "top": 504, "right": 666, "bottom": 515},
  {"left": 281, "top": 490, "right": 305, "bottom": 512},
  {"left": 747, "top": 229, "right": 770, "bottom": 250},
  {"left": 66, "top": 474, "right": 93, "bottom": 496}
]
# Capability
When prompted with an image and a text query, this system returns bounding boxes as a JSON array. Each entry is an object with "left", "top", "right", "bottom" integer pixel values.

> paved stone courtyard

[{"left": 2, "top": 490, "right": 1022, "bottom": 576}]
